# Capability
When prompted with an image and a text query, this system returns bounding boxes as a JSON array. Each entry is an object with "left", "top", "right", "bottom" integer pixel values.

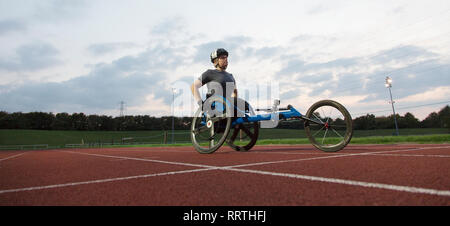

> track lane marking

[
  {"left": 367, "top": 153, "right": 450, "bottom": 158},
  {"left": 222, "top": 167, "right": 450, "bottom": 197},
  {"left": 0, "top": 152, "right": 28, "bottom": 162},
  {"left": 61, "top": 150, "right": 212, "bottom": 168},
  {"left": 226, "top": 145, "right": 450, "bottom": 168},
  {"left": 0, "top": 168, "right": 214, "bottom": 195}
]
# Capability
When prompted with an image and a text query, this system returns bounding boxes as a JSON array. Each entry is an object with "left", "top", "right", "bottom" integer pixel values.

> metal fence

[{"left": 0, "top": 144, "right": 49, "bottom": 150}]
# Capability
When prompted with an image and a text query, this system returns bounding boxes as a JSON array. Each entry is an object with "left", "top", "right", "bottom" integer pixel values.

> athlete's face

[{"left": 217, "top": 55, "right": 228, "bottom": 70}]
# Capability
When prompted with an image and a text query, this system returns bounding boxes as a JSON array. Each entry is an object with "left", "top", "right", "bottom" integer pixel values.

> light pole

[
  {"left": 171, "top": 88, "right": 178, "bottom": 144},
  {"left": 385, "top": 76, "right": 399, "bottom": 136}
]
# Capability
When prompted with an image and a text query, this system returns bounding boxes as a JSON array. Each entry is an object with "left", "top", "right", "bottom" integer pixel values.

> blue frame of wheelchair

[{"left": 200, "top": 95, "right": 303, "bottom": 127}]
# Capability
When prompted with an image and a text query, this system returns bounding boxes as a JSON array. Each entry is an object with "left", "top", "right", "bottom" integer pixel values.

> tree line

[
  {"left": 351, "top": 105, "right": 449, "bottom": 130},
  {"left": 0, "top": 105, "right": 448, "bottom": 131},
  {"left": 0, "top": 112, "right": 192, "bottom": 131}
]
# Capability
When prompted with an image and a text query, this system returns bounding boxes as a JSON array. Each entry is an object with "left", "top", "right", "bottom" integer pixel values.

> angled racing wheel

[{"left": 191, "top": 96, "right": 233, "bottom": 154}]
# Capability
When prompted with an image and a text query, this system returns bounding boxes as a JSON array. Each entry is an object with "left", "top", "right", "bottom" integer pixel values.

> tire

[
  {"left": 304, "top": 100, "right": 353, "bottom": 152},
  {"left": 226, "top": 99, "right": 259, "bottom": 152},
  {"left": 226, "top": 121, "right": 259, "bottom": 152},
  {"left": 191, "top": 96, "right": 232, "bottom": 154}
]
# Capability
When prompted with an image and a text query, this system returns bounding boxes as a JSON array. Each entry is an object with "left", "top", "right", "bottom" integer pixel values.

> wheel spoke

[
  {"left": 321, "top": 128, "right": 329, "bottom": 144},
  {"left": 193, "top": 125, "right": 209, "bottom": 134},
  {"left": 331, "top": 128, "right": 344, "bottom": 139},
  {"left": 330, "top": 124, "right": 347, "bottom": 128},
  {"left": 312, "top": 125, "right": 326, "bottom": 137},
  {"left": 211, "top": 115, "right": 227, "bottom": 121},
  {"left": 240, "top": 125, "right": 254, "bottom": 138},
  {"left": 227, "top": 128, "right": 239, "bottom": 142},
  {"left": 312, "top": 112, "right": 324, "bottom": 124},
  {"left": 226, "top": 121, "right": 259, "bottom": 152},
  {"left": 320, "top": 108, "right": 326, "bottom": 121}
]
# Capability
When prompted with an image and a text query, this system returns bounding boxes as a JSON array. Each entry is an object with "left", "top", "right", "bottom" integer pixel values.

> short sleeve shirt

[{"left": 198, "top": 69, "right": 236, "bottom": 100}]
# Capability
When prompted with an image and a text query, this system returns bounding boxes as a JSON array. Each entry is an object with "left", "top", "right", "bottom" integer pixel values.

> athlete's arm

[
  {"left": 191, "top": 79, "right": 203, "bottom": 104},
  {"left": 231, "top": 88, "right": 237, "bottom": 98}
]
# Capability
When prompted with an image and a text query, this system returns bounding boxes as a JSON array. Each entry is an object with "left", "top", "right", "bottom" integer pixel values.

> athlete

[
  {"left": 190, "top": 48, "right": 250, "bottom": 131},
  {"left": 190, "top": 48, "right": 237, "bottom": 107}
]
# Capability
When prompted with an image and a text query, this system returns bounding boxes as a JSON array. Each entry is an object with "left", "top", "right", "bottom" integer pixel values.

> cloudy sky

[{"left": 0, "top": 0, "right": 449, "bottom": 119}]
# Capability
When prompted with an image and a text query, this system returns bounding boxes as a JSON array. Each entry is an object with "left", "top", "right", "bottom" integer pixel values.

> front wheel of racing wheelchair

[{"left": 303, "top": 100, "right": 353, "bottom": 152}]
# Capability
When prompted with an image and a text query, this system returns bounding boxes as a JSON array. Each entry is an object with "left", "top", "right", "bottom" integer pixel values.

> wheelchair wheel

[
  {"left": 226, "top": 100, "right": 259, "bottom": 151},
  {"left": 304, "top": 100, "right": 353, "bottom": 152},
  {"left": 191, "top": 96, "right": 232, "bottom": 154},
  {"left": 226, "top": 122, "right": 259, "bottom": 152}
]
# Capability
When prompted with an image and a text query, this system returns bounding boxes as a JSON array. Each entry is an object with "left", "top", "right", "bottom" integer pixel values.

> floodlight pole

[
  {"left": 385, "top": 76, "right": 399, "bottom": 136},
  {"left": 171, "top": 88, "right": 176, "bottom": 144}
]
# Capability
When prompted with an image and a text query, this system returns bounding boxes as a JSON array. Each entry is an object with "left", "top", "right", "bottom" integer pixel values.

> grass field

[{"left": 0, "top": 128, "right": 449, "bottom": 149}]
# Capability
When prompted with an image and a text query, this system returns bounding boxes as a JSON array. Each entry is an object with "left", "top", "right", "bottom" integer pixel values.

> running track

[{"left": 0, "top": 144, "right": 449, "bottom": 206}]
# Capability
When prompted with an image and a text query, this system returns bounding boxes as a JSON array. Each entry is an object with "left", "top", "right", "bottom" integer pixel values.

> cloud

[
  {"left": 0, "top": 16, "right": 199, "bottom": 114},
  {"left": 369, "top": 45, "right": 437, "bottom": 64},
  {"left": 273, "top": 44, "right": 450, "bottom": 109},
  {"left": 279, "top": 56, "right": 359, "bottom": 77},
  {"left": 111, "top": 44, "right": 181, "bottom": 72},
  {"left": 87, "top": 42, "right": 137, "bottom": 56},
  {"left": 277, "top": 58, "right": 306, "bottom": 76},
  {"left": 31, "top": 0, "right": 88, "bottom": 22},
  {"left": 306, "top": 3, "right": 330, "bottom": 15},
  {"left": 319, "top": 58, "right": 449, "bottom": 103},
  {"left": 150, "top": 16, "right": 185, "bottom": 36},
  {"left": 0, "top": 63, "right": 167, "bottom": 114},
  {"left": 242, "top": 46, "right": 285, "bottom": 61},
  {"left": 0, "top": 42, "right": 61, "bottom": 71},
  {"left": 396, "top": 86, "right": 450, "bottom": 103},
  {"left": 192, "top": 36, "right": 253, "bottom": 63},
  {"left": 1, "top": 7, "right": 448, "bottom": 119},
  {"left": 0, "top": 36, "right": 190, "bottom": 114},
  {"left": 0, "top": 19, "right": 26, "bottom": 35}
]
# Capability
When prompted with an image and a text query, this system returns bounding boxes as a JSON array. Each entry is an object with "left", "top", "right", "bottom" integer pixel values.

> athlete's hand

[{"left": 197, "top": 100, "right": 203, "bottom": 109}]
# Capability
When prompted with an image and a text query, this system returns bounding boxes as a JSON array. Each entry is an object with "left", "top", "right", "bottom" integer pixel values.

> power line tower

[{"left": 119, "top": 101, "right": 125, "bottom": 117}]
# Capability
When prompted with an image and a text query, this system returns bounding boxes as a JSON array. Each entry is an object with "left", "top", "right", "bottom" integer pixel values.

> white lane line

[
  {"left": 367, "top": 153, "right": 450, "bottom": 158},
  {"left": 0, "top": 168, "right": 213, "bottom": 195},
  {"left": 61, "top": 150, "right": 211, "bottom": 168},
  {"left": 0, "top": 152, "right": 28, "bottom": 162},
  {"left": 251, "top": 151, "right": 450, "bottom": 158},
  {"left": 223, "top": 167, "right": 450, "bottom": 197},
  {"left": 226, "top": 146, "right": 450, "bottom": 168}
]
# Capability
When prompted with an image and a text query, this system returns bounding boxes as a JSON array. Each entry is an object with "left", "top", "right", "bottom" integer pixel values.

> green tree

[
  {"left": 52, "top": 112, "right": 72, "bottom": 130},
  {"left": 398, "top": 112, "right": 419, "bottom": 128},
  {"left": 71, "top": 113, "right": 88, "bottom": 130},
  {"left": 438, "top": 105, "right": 450, "bottom": 129},
  {"left": 353, "top": 114, "right": 376, "bottom": 130}
]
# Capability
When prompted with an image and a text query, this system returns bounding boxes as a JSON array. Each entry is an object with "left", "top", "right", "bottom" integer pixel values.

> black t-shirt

[{"left": 198, "top": 69, "right": 236, "bottom": 100}]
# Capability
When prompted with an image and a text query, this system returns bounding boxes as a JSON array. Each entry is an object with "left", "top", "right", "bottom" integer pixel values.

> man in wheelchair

[{"left": 190, "top": 48, "right": 249, "bottom": 133}]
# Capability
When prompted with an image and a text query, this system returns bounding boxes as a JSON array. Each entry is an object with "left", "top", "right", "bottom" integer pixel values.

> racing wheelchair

[{"left": 190, "top": 96, "right": 353, "bottom": 154}]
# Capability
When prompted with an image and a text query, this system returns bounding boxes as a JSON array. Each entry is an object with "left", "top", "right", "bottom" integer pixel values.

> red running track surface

[{"left": 0, "top": 144, "right": 449, "bottom": 206}]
